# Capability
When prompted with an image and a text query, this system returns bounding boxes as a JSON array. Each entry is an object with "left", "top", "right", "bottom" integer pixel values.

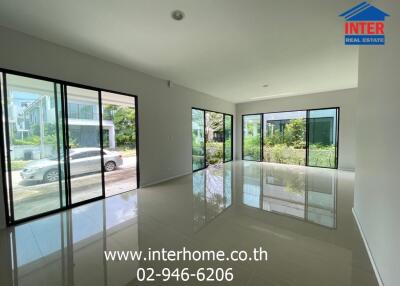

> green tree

[
  {"left": 104, "top": 105, "right": 136, "bottom": 148},
  {"left": 284, "top": 119, "right": 306, "bottom": 148},
  {"left": 207, "top": 112, "right": 223, "bottom": 133}
]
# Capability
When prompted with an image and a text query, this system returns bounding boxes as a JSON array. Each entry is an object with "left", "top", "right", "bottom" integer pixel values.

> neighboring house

[
  {"left": 8, "top": 89, "right": 116, "bottom": 160},
  {"left": 266, "top": 118, "right": 334, "bottom": 146},
  {"left": 66, "top": 100, "right": 116, "bottom": 149},
  {"left": 19, "top": 96, "right": 116, "bottom": 148}
]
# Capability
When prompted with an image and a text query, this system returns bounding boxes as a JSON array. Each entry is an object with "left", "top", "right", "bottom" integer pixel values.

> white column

[{"left": 109, "top": 126, "right": 116, "bottom": 149}]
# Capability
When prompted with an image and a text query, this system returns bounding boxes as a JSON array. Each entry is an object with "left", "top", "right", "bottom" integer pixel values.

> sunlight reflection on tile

[
  {"left": 242, "top": 162, "right": 336, "bottom": 228},
  {"left": 0, "top": 161, "right": 377, "bottom": 286}
]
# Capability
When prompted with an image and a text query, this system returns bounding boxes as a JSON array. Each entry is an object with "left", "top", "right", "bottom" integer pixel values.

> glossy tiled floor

[{"left": 0, "top": 161, "right": 377, "bottom": 286}]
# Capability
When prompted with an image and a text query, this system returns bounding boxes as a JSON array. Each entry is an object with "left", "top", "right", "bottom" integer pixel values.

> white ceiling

[{"left": 0, "top": 0, "right": 359, "bottom": 103}]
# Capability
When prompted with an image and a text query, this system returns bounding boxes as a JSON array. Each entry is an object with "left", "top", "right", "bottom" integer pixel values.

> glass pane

[
  {"left": 101, "top": 91, "right": 137, "bottom": 197},
  {"left": 4, "top": 74, "right": 65, "bottom": 220},
  {"left": 224, "top": 115, "right": 233, "bottom": 162},
  {"left": 0, "top": 73, "right": 12, "bottom": 219},
  {"left": 66, "top": 86, "right": 102, "bottom": 204},
  {"left": 205, "top": 111, "right": 223, "bottom": 165},
  {"left": 263, "top": 111, "right": 306, "bottom": 165},
  {"left": 308, "top": 109, "right": 338, "bottom": 168},
  {"left": 192, "top": 109, "right": 205, "bottom": 170},
  {"left": 243, "top": 115, "right": 261, "bottom": 161}
]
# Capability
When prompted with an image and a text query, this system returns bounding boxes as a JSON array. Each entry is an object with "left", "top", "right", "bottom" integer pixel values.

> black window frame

[
  {"left": 0, "top": 67, "right": 140, "bottom": 226},
  {"left": 241, "top": 113, "right": 263, "bottom": 162},
  {"left": 192, "top": 107, "right": 234, "bottom": 172},
  {"left": 224, "top": 114, "right": 234, "bottom": 162},
  {"left": 241, "top": 107, "right": 340, "bottom": 169}
]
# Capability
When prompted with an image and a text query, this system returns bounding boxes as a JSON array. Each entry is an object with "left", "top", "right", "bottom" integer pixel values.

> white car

[{"left": 21, "top": 148, "right": 123, "bottom": 183}]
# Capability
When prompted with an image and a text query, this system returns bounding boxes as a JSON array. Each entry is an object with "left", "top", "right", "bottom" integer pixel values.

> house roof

[{"left": 340, "top": 2, "right": 390, "bottom": 21}]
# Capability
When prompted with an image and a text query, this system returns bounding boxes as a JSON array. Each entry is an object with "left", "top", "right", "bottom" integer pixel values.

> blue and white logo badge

[{"left": 339, "top": 2, "right": 390, "bottom": 45}]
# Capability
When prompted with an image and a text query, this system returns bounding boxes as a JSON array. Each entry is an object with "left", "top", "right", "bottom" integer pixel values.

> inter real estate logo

[{"left": 339, "top": 1, "right": 390, "bottom": 45}]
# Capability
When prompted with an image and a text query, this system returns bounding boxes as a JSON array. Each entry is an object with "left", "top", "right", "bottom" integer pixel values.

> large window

[
  {"left": 66, "top": 86, "right": 103, "bottom": 205},
  {"left": 0, "top": 69, "right": 139, "bottom": 224},
  {"left": 1, "top": 74, "right": 66, "bottom": 220},
  {"left": 192, "top": 109, "right": 205, "bottom": 171},
  {"left": 206, "top": 111, "right": 224, "bottom": 165},
  {"left": 242, "top": 114, "right": 261, "bottom": 161},
  {"left": 101, "top": 91, "right": 137, "bottom": 196},
  {"left": 224, "top": 115, "right": 233, "bottom": 162},
  {"left": 263, "top": 111, "right": 306, "bottom": 166},
  {"left": 308, "top": 109, "right": 338, "bottom": 168},
  {"left": 242, "top": 108, "right": 339, "bottom": 169},
  {"left": 192, "top": 108, "right": 233, "bottom": 171}
]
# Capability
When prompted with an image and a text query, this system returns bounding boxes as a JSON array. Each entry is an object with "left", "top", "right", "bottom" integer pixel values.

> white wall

[
  {"left": 0, "top": 26, "right": 235, "bottom": 228},
  {"left": 235, "top": 89, "right": 357, "bottom": 171},
  {"left": 354, "top": 1, "right": 400, "bottom": 285}
]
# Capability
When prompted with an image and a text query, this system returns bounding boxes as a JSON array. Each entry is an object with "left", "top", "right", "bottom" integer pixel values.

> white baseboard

[
  {"left": 141, "top": 171, "right": 192, "bottom": 188},
  {"left": 352, "top": 208, "right": 384, "bottom": 286}
]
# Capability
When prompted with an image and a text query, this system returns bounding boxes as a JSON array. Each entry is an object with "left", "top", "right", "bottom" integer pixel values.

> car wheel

[
  {"left": 104, "top": 161, "right": 116, "bottom": 172},
  {"left": 44, "top": 169, "right": 59, "bottom": 183}
]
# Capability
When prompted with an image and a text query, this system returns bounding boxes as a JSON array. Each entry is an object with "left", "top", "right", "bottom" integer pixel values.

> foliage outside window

[{"left": 243, "top": 108, "right": 338, "bottom": 169}]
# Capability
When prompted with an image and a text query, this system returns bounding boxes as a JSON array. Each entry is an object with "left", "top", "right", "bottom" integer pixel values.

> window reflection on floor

[
  {"left": 8, "top": 193, "right": 139, "bottom": 286},
  {"left": 243, "top": 162, "right": 337, "bottom": 228},
  {"left": 192, "top": 164, "right": 233, "bottom": 231}
]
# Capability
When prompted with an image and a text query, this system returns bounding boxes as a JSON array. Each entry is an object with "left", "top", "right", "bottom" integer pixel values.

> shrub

[
  {"left": 308, "top": 144, "right": 335, "bottom": 167},
  {"left": 206, "top": 142, "right": 223, "bottom": 164},
  {"left": 243, "top": 136, "right": 261, "bottom": 160},
  {"left": 264, "top": 144, "right": 305, "bottom": 165}
]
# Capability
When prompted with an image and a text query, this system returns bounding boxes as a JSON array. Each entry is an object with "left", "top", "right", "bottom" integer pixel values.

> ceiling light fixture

[
  {"left": 171, "top": 10, "right": 185, "bottom": 21},
  {"left": 262, "top": 84, "right": 269, "bottom": 87}
]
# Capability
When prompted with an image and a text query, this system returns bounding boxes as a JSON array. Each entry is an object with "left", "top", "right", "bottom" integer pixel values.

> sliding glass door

[
  {"left": 0, "top": 70, "right": 139, "bottom": 224},
  {"left": 101, "top": 91, "right": 137, "bottom": 196},
  {"left": 242, "top": 114, "right": 262, "bottom": 161},
  {"left": 205, "top": 111, "right": 223, "bottom": 165},
  {"left": 192, "top": 108, "right": 233, "bottom": 171},
  {"left": 224, "top": 114, "right": 233, "bottom": 162},
  {"left": 242, "top": 108, "right": 339, "bottom": 169},
  {"left": 263, "top": 111, "right": 306, "bottom": 165},
  {"left": 66, "top": 86, "right": 103, "bottom": 204},
  {"left": 307, "top": 108, "right": 338, "bottom": 168},
  {"left": 192, "top": 109, "right": 205, "bottom": 171},
  {"left": 1, "top": 73, "right": 66, "bottom": 220}
]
